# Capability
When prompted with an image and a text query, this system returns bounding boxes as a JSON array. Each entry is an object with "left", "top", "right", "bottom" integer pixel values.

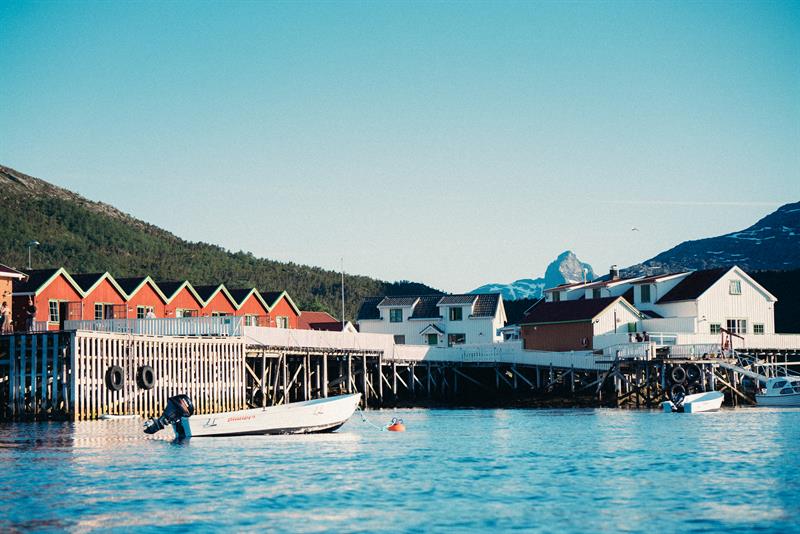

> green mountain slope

[{"left": 0, "top": 165, "right": 440, "bottom": 319}]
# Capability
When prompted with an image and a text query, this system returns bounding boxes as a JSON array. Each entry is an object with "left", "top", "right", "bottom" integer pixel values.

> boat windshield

[
  {"left": 773, "top": 381, "right": 787, "bottom": 389},
  {"left": 780, "top": 388, "right": 794, "bottom": 395}
]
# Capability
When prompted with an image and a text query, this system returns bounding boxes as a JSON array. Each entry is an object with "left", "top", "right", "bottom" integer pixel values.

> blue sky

[{"left": 1, "top": 1, "right": 798, "bottom": 292}]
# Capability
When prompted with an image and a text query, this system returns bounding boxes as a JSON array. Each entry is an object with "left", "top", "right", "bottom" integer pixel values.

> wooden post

[
  {"left": 347, "top": 354, "right": 352, "bottom": 394},
  {"left": 282, "top": 353, "right": 288, "bottom": 404},
  {"left": 322, "top": 353, "right": 329, "bottom": 398},
  {"left": 261, "top": 351, "right": 267, "bottom": 408},
  {"left": 427, "top": 363, "right": 432, "bottom": 398},
  {"left": 362, "top": 354, "right": 368, "bottom": 404},
  {"left": 377, "top": 354, "right": 383, "bottom": 405},
  {"left": 391, "top": 361, "right": 397, "bottom": 397},
  {"left": 409, "top": 364, "right": 415, "bottom": 398}
]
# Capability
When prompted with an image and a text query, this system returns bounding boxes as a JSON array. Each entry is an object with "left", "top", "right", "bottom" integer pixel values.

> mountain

[
  {"left": 625, "top": 201, "right": 800, "bottom": 276},
  {"left": 471, "top": 251, "right": 595, "bottom": 300},
  {"left": 0, "top": 164, "right": 440, "bottom": 319}
]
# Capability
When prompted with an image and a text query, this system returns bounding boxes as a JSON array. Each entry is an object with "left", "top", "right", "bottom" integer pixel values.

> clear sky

[{"left": 1, "top": 1, "right": 798, "bottom": 293}]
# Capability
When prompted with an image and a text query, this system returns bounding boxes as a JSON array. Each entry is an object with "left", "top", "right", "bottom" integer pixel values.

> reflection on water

[{"left": 1, "top": 407, "right": 799, "bottom": 532}]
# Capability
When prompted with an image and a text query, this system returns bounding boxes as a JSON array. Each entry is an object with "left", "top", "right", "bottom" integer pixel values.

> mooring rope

[{"left": 355, "top": 405, "right": 388, "bottom": 431}]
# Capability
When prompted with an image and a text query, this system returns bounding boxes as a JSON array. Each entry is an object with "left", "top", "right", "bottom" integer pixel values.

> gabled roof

[
  {"left": 260, "top": 290, "right": 301, "bottom": 315},
  {"left": 357, "top": 297, "right": 383, "bottom": 321},
  {"left": 0, "top": 264, "right": 27, "bottom": 280},
  {"left": 71, "top": 272, "right": 127, "bottom": 299},
  {"left": 437, "top": 294, "right": 477, "bottom": 306},
  {"left": 657, "top": 266, "right": 777, "bottom": 304},
  {"left": 115, "top": 276, "right": 169, "bottom": 303},
  {"left": 409, "top": 296, "right": 442, "bottom": 319},
  {"left": 192, "top": 284, "right": 238, "bottom": 308},
  {"left": 657, "top": 268, "right": 728, "bottom": 303},
  {"left": 378, "top": 296, "right": 420, "bottom": 307},
  {"left": 154, "top": 280, "right": 204, "bottom": 305},
  {"left": 419, "top": 323, "right": 445, "bottom": 335},
  {"left": 520, "top": 296, "right": 638, "bottom": 325},
  {"left": 13, "top": 268, "right": 84, "bottom": 297},
  {"left": 228, "top": 288, "right": 271, "bottom": 311},
  {"left": 299, "top": 311, "right": 338, "bottom": 329}
]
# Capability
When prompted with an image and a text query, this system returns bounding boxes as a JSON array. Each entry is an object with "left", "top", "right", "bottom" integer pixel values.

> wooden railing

[{"left": 64, "top": 316, "right": 242, "bottom": 337}]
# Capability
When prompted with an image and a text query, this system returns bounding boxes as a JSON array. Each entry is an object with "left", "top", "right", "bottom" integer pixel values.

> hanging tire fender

[
  {"left": 670, "top": 365, "right": 687, "bottom": 384},
  {"left": 136, "top": 365, "right": 155, "bottom": 390},
  {"left": 686, "top": 364, "right": 701, "bottom": 384},
  {"left": 669, "top": 383, "right": 687, "bottom": 405},
  {"left": 105, "top": 365, "right": 125, "bottom": 392}
]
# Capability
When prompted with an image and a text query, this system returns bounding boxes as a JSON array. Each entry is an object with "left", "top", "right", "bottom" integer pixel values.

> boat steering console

[{"left": 143, "top": 394, "right": 195, "bottom": 435}]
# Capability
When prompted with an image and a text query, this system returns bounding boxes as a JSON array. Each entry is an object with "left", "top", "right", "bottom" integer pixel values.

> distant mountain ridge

[
  {"left": 625, "top": 201, "right": 800, "bottom": 276},
  {"left": 471, "top": 251, "right": 595, "bottom": 300}
]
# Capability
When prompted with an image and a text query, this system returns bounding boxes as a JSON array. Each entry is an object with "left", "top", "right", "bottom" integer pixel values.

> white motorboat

[
  {"left": 756, "top": 377, "right": 800, "bottom": 407},
  {"left": 144, "top": 393, "right": 361, "bottom": 438},
  {"left": 662, "top": 390, "right": 724, "bottom": 413}
]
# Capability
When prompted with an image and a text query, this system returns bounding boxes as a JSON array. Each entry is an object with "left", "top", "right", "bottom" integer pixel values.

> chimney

[{"left": 610, "top": 265, "right": 619, "bottom": 280}]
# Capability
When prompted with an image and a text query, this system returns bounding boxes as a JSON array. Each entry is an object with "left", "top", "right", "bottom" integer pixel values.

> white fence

[{"left": 64, "top": 316, "right": 243, "bottom": 337}]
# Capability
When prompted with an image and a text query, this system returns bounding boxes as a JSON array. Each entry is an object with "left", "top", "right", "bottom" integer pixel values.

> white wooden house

[{"left": 357, "top": 293, "right": 507, "bottom": 346}]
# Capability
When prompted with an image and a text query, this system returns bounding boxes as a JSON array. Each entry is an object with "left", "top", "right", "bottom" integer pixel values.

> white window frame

[
  {"left": 48, "top": 300, "right": 59, "bottom": 323},
  {"left": 640, "top": 285, "right": 651, "bottom": 304},
  {"left": 726, "top": 318, "right": 747, "bottom": 335},
  {"left": 393, "top": 335, "right": 405, "bottom": 345},
  {"left": 753, "top": 323, "right": 765, "bottom": 335},
  {"left": 449, "top": 307, "right": 463, "bottom": 321},
  {"left": 448, "top": 333, "right": 466, "bottom": 346},
  {"left": 275, "top": 316, "right": 289, "bottom": 329},
  {"left": 729, "top": 280, "right": 742, "bottom": 295},
  {"left": 710, "top": 323, "right": 721, "bottom": 335},
  {"left": 389, "top": 309, "right": 403, "bottom": 323}
]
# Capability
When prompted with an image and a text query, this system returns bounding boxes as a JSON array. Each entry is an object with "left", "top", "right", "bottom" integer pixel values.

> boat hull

[
  {"left": 755, "top": 392, "right": 800, "bottom": 407},
  {"left": 662, "top": 391, "right": 724, "bottom": 413},
  {"left": 172, "top": 393, "right": 361, "bottom": 438}
]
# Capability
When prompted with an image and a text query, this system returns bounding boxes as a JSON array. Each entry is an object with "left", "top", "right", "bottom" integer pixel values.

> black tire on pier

[
  {"left": 686, "top": 364, "right": 702, "bottom": 384},
  {"left": 670, "top": 365, "right": 687, "bottom": 384},
  {"left": 669, "top": 383, "right": 687, "bottom": 405},
  {"left": 105, "top": 365, "right": 125, "bottom": 392},
  {"left": 136, "top": 365, "right": 155, "bottom": 390}
]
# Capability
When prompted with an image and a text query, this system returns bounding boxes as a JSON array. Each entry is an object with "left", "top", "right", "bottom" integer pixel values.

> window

[
  {"left": 592, "top": 288, "right": 601, "bottom": 299},
  {"left": 393, "top": 335, "right": 405, "bottom": 344},
  {"left": 48, "top": 300, "right": 59, "bottom": 323},
  {"left": 773, "top": 381, "right": 786, "bottom": 389},
  {"left": 640, "top": 285, "right": 651, "bottom": 303},
  {"left": 389, "top": 308, "right": 403, "bottom": 323},
  {"left": 552, "top": 291, "right": 561, "bottom": 302},
  {"left": 729, "top": 280, "right": 742, "bottom": 295},
  {"left": 211, "top": 311, "right": 232, "bottom": 317},
  {"left": 726, "top": 319, "right": 747, "bottom": 335},
  {"left": 276, "top": 316, "right": 289, "bottom": 329},
  {"left": 449, "top": 307, "right": 463, "bottom": 321},
  {"left": 754, "top": 324, "right": 765, "bottom": 335},
  {"left": 448, "top": 333, "right": 466, "bottom": 346},
  {"left": 244, "top": 315, "right": 258, "bottom": 326},
  {"left": 94, "top": 303, "right": 103, "bottom": 321},
  {"left": 426, "top": 333, "right": 438, "bottom": 345},
  {"left": 710, "top": 323, "right": 721, "bottom": 334}
]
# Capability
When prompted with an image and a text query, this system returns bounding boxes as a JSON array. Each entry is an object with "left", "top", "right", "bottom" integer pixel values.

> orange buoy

[{"left": 386, "top": 417, "right": 405, "bottom": 432}]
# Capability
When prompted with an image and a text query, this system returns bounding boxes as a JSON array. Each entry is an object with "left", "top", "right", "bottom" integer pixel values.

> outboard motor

[{"left": 143, "top": 394, "right": 195, "bottom": 435}]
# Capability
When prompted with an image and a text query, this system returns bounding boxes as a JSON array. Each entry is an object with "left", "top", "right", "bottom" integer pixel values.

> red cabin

[
  {"left": 71, "top": 273, "right": 128, "bottom": 320},
  {"left": 116, "top": 276, "right": 168, "bottom": 318},
  {"left": 12, "top": 268, "right": 84, "bottom": 331},
  {"left": 195, "top": 285, "right": 238, "bottom": 317},
  {"left": 262, "top": 291, "right": 301, "bottom": 329},
  {"left": 157, "top": 281, "right": 204, "bottom": 318},
  {"left": 229, "top": 288, "right": 271, "bottom": 326}
]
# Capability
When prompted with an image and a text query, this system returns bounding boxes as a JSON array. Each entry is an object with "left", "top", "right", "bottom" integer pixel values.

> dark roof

[
  {"left": 227, "top": 288, "right": 254, "bottom": 305},
  {"left": 379, "top": 296, "right": 419, "bottom": 307},
  {"left": 192, "top": 284, "right": 222, "bottom": 302},
  {"left": 357, "top": 297, "right": 383, "bottom": 321},
  {"left": 14, "top": 269, "right": 61, "bottom": 293},
  {"left": 410, "top": 296, "right": 442, "bottom": 319},
  {"left": 520, "top": 296, "right": 624, "bottom": 324},
  {"left": 657, "top": 268, "right": 728, "bottom": 303},
  {"left": 70, "top": 273, "right": 106, "bottom": 292},
  {"left": 155, "top": 281, "right": 186, "bottom": 299},
  {"left": 621, "top": 287, "right": 634, "bottom": 305},
  {"left": 472, "top": 294, "right": 500, "bottom": 317},
  {"left": 260, "top": 291, "right": 283, "bottom": 305},
  {"left": 114, "top": 276, "right": 149, "bottom": 295},
  {"left": 438, "top": 295, "right": 477, "bottom": 305},
  {"left": 419, "top": 323, "right": 445, "bottom": 335},
  {"left": 640, "top": 309, "right": 663, "bottom": 319}
]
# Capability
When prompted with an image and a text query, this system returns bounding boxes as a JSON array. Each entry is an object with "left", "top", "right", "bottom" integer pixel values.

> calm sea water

[{"left": 1, "top": 407, "right": 799, "bottom": 533}]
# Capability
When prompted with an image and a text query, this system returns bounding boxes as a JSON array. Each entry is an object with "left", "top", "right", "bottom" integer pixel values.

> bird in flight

[{"left": 631, "top": 227, "right": 640, "bottom": 231}]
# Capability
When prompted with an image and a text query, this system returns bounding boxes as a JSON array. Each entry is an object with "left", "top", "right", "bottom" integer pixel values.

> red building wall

[
  {"left": 269, "top": 296, "right": 299, "bottom": 329},
  {"left": 201, "top": 291, "right": 237, "bottom": 316},
  {"left": 165, "top": 287, "right": 203, "bottom": 318},
  {"left": 235, "top": 294, "right": 270, "bottom": 326},
  {"left": 126, "top": 282, "right": 167, "bottom": 318},
  {"left": 13, "top": 274, "right": 82, "bottom": 331},
  {"left": 81, "top": 279, "right": 127, "bottom": 320}
]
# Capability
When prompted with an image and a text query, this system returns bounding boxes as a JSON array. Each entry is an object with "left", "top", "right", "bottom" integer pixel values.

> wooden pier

[{"left": 2, "top": 325, "right": 799, "bottom": 420}]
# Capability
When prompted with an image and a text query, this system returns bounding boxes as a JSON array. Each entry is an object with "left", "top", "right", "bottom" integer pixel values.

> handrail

[{"left": 64, "top": 316, "right": 243, "bottom": 337}]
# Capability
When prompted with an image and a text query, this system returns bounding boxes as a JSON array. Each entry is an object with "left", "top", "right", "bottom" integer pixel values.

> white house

[{"left": 357, "top": 293, "right": 507, "bottom": 346}]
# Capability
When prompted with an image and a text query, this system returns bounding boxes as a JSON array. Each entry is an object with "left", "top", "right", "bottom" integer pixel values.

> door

[{"left": 59, "top": 301, "right": 69, "bottom": 330}]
